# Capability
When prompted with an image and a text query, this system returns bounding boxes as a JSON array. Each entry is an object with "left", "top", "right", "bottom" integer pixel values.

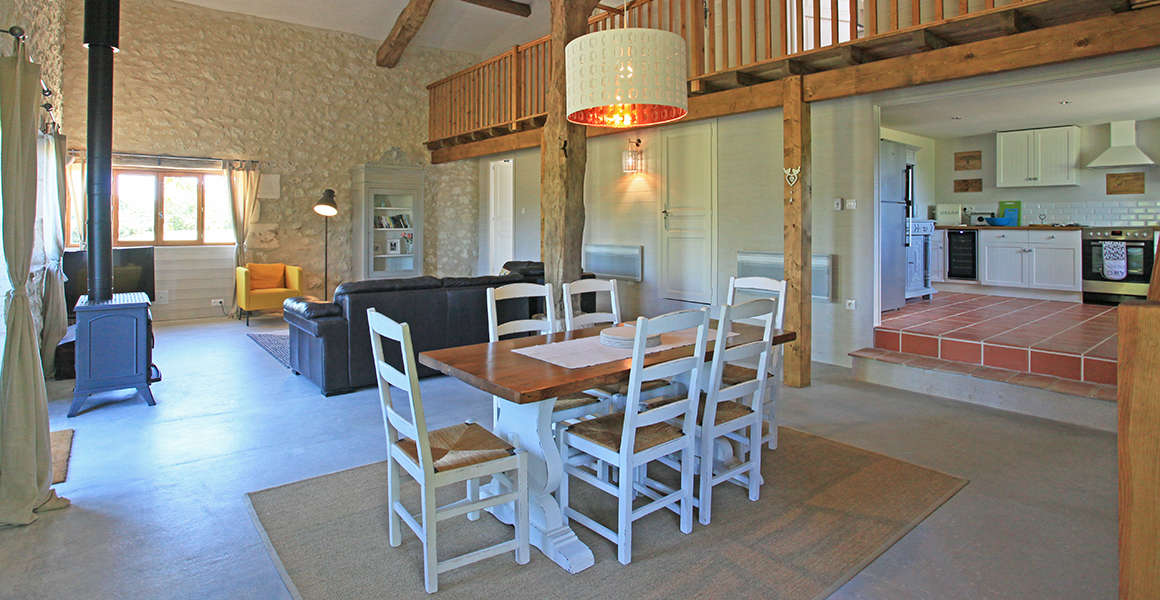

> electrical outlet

[
  {"left": 845, "top": 198, "right": 857, "bottom": 210},
  {"left": 833, "top": 198, "right": 843, "bottom": 211},
  {"left": 210, "top": 298, "right": 224, "bottom": 307},
  {"left": 845, "top": 300, "right": 857, "bottom": 310},
  {"left": 155, "top": 290, "right": 169, "bottom": 305}
]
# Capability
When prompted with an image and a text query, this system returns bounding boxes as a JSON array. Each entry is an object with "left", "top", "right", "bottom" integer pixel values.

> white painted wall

[{"left": 152, "top": 246, "right": 236, "bottom": 321}]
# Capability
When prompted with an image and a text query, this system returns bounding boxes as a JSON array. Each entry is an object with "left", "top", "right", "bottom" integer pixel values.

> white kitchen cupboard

[
  {"left": 351, "top": 164, "right": 424, "bottom": 280},
  {"left": 995, "top": 126, "right": 1081, "bottom": 188},
  {"left": 979, "top": 229, "right": 1081, "bottom": 291},
  {"left": 930, "top": 229, "right": 946, "bottom": 283}
]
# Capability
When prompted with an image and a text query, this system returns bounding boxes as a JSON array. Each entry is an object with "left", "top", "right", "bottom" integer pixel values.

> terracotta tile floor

[
  {"left": 876, "top": 293, "right": 1117, "bottom": 386},
  {"left": 849, "top": 347, "right": 1117, "bottom": 402}
]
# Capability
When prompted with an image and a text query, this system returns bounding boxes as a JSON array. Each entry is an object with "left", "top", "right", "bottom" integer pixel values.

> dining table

[{"left": 419, "top": 321, "right": 797, "bottom": 573}]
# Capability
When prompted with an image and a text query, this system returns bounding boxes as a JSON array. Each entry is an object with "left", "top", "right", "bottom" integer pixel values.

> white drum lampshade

[{"left": 566, "top": 28, "right": 688, "bottom": 128}]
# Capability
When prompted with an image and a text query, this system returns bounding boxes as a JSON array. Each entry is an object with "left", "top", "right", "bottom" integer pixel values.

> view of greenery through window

[{"left": 95, "top": 170, "right": 234, "bottom": 246}]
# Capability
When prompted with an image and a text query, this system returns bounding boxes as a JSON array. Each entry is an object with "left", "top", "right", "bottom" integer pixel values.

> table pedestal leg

[{"left": 484, "top": 398, "right": 595, "bottom": 574}]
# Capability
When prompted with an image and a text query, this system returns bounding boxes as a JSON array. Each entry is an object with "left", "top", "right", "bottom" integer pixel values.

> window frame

[{"left": 67, "top": 167, "right": 235, "bottom": 248}]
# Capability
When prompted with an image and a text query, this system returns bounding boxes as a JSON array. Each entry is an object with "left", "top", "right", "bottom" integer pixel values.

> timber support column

[
  {"left": 782, "top": 75, "right": 811, "bottom": 388},
  {"left": 541, "top": 0, "right": 602, "bottom": 319}
]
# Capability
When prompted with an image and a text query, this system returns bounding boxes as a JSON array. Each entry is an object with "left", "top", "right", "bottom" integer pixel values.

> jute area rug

[
  {"left": 247, "top": 333, "right": 291, "bottom": 369},
  {"left": 50, "top": 429, "right": 74, "bottom": 484},
  {"left": 246, "top": 428, "right": 966, "bottom": 600}
]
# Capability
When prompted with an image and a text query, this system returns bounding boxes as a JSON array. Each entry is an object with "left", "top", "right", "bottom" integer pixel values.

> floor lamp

[{"left": 314, "top": 189, "right": 337, "bottom": 300}]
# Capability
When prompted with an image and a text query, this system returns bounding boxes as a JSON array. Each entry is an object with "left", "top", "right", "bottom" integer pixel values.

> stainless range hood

[{"left": 1085, "top": 121, "right": 1158, "bottom": 168}]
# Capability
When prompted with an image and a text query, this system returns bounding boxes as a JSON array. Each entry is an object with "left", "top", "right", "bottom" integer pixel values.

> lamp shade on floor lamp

[{"left": 314, "top": 189, "right": 336, "bottom": 300}]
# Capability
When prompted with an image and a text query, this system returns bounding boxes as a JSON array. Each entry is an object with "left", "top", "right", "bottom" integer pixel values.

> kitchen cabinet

[
  {"left": 979, "top": 229, "right": 1081, "bottom": 291},
  {"left": 351, "top": 164, "right": 424, "bottom": 280},
  {"left": 930, "top": 230, "right": 946, "bottom": 283},
  {"left": 996, "top": 126, "right": 1081, "bottom": 188}
]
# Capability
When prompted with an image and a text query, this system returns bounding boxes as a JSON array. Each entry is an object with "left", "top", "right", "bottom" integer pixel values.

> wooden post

[
  {"left": 782, "top": 75, "right": 811, "bottom": 388},
  {"left": 1119, "top": 300, "right": 1160, "bottom": 599},
  {"left": 541, "top": 0, "right": 602, "bottom": 319}
]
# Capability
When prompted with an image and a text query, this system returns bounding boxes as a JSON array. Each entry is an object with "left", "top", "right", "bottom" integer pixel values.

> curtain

[
  {"left": 66, "top": 155, "right": 85, "bottom": 248},
  {"left": 0, "top": 40, "right": 68, "bottom": 527},
  {"left": 38, "top": 133, "right": 68, "bottom": 376},
  {"left": 226, "top": 160, "right": 260, "bottom": 318}
]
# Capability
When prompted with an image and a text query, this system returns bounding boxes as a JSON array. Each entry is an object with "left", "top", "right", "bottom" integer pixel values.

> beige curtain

[
  {"left": 226, "top": 160, "right": 260, "bottom": 318},
  {"left": 0, "top": 40, "right": 68, "bottom": 527},
  {"left": 38, "top": 133, "right": 68, "bottom": 376},
  {"left": 66, "top": 155, "right": 85, "bottom": 248}
]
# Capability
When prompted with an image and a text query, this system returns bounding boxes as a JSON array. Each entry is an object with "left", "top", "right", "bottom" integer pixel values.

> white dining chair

[
  {"left": 562, "top": 278, "right": 682, "bottom": 410},
  {"left": 487, "top": 282, "right": 603, "bottom": 425},
  {"left": 724, "top": 275, "right": 787, "bottom": 450},
  {"left": 368, "top": 308, "right": 529, "bottom": 593},
  {"left": 691, "top": 298, "right": 777, "bottom": 525},
  {"left": 557, "top": 307, "right": 710, "bottom": 565}
]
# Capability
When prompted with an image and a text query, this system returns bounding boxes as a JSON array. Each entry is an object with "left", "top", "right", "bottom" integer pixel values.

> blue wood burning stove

[{"left": 69, "top": 292, "right": 155, "bottom": 417}]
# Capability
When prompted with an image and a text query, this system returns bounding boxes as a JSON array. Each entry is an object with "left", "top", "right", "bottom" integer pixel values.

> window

[{"left": 67, "top": 168, "right": 234, "bottom": 247}]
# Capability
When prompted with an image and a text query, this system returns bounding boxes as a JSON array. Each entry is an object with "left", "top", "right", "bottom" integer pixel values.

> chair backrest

[
  {"left": 704, "top": 299, "right": 777, "bottom": 421},
  {"left": 621, "top": 308, "right": 711, "bottom": 455},
  {"left": 487, "top": 282, "right": 557, "bottom": 342},
  {"left": 367, "top": 308, "right": 435, "bottom": 476},
  {"left": 562, "top": 278, "right": 622, "bottom": 331},
  {"left": 726, "top": 276, "right": 787, "bottom": 329}
]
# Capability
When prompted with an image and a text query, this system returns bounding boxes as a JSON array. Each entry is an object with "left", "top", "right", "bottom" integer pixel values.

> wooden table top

[{"left": 419, "top": 324, "right": 797, "bottom": 404}]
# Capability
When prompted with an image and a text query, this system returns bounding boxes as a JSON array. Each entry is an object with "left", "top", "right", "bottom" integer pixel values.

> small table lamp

[{"left": 314, "top": 189, "right": 337, "bottom": 300}]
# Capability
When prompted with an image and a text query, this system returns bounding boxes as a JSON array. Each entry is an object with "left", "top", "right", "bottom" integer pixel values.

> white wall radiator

[
  {"left": 583, "top": 245, "right": 643, "bottom": 281},
  {"left": 735, "top": 251, "right": 834, "bottom": 303}
]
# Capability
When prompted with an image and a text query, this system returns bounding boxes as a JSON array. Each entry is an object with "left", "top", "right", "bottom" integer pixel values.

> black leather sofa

[{"left": 283, "top": 263, "right": 595, "bottom": 396}]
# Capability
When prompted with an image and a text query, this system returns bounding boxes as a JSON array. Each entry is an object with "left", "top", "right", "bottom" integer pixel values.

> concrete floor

[{"left": 0, "top": 315, "right": 1117, "bottom": 599}]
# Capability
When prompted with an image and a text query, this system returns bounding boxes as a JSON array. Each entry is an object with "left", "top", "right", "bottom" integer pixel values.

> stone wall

[
  {"left": 60, "top": 0, "right": 482, "bottom": 296},
  {"left": 0, "top": 0, "right": 66, "bottom": 128}
]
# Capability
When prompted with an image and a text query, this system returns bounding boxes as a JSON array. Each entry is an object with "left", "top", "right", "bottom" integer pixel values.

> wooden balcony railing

[{"left": 426, "top": 0, "right": 1036, "bottom": 146}]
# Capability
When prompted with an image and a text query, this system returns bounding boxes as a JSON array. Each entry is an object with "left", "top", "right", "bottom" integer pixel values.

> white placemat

[{"left": 513, "top": 328, "right": 729, "bottom": 369}]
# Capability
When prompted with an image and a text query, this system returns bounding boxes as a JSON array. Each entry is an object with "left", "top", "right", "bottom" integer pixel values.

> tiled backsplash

[{"left": 957, "top": 200, "right": 1160, "bottom": 227}]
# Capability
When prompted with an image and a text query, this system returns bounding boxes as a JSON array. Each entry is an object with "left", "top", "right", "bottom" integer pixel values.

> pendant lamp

[{"left": 565, "top": 28, "right": 688, "bottom": 129}]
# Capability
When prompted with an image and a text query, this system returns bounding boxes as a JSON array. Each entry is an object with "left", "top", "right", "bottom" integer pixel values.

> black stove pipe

[{"left": 84, "top": 0, "right": 119, "bottom": 302}]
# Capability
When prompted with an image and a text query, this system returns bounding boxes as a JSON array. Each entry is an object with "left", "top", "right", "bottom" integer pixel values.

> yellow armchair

[{"left": 237, "top": 263, "right": 304, "bottom": 325}]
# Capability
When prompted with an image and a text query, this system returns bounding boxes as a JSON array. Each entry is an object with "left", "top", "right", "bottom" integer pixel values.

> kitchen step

[{"left": 849, "top": 347, "right": 1116, "bottom": 432}]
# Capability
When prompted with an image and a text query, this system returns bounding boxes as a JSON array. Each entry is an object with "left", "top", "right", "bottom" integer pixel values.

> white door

[
  {"left": 660, "top": 121, "right": 716, "bottom": 304},
  {"left": 1029, "top": 246, "right": 1081, "bottom": 291},
  {"left": 981, "top": 243, "right": 1029, "bottom": 287},
  {"left": 1035, "top": 127, "right": 1078, "bottom": 186},
  {"left": 996, "top": 130, "right": 1033, "bottom": 188},
  {"left": 489, "top": 159, "right": 515, "bottom": 274}
]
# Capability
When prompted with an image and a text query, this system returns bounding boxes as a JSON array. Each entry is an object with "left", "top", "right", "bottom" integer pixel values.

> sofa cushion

[
  {"left": 247, "top": 263, "right": 285, "bottom": 290},
  {"left": 334, "top": 276, "right": 442, "bottom": 302},
  {"left": 442, "top": 273, "right": 523, "bottom": 288},
  {"left": 501, "top": 261, "right": 544, "bottom": 278},
  {"left": 284, "top": 296, "right": 343, "bottom": 319}
]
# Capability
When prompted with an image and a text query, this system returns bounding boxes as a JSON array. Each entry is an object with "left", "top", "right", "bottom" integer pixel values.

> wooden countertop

[{"left": 934, "top": 225, "right": 1084, "bottom": 231}]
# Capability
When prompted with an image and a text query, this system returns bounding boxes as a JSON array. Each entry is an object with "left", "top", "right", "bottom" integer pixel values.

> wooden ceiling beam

[
  {"left": 458, "top": 0, "right": 532, "bottom": 18},
  {"left": 997, "top": 10, "right": 1037, "bottom": 35},
  {"left": 913, "top": 29, "right": 951, "bottom": 51},
  {"left": 376, "top": 0, "right": 435, "bottom": 68}
]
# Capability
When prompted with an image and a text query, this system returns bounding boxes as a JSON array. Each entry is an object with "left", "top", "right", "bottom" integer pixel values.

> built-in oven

[
  {"left": 945, "top": 229, "right": 978, "bottom": 281},
  {"left": 1082, "top": 227, "right": 1155, "bottom": 304}
]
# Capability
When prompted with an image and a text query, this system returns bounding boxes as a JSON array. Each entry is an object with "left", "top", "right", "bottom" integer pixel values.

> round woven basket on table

[{"left": 599, "top": 326, "right": 661, "bottom": 349}]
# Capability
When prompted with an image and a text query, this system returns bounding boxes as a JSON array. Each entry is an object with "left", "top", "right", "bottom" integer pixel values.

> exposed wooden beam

[
  {"left": 782, "top": 75, "right": 812, "bottom": 389},
  {"left": 1118, "top": 299, "right": 1160, "bottom": 599},
  {"left": 376, "top": 0, "right": 435, "bottom": 68},
  {"left": 459, "top": 0, "right": 532, "bottom": 17},
  {"left": 541, "top": 0, "right": 604, "bottom": 320},
  {"left": 912, "top": 29, "right": 951, "bottom": 51},
  {"left": 997, "top": 9, "right": 1036, "bottom": 35},
  {"left": 597, "top": 3, "right": 624, "bottom": 15},
  {"left": 804, "top": 7, "right": 1160, "bottom": 103},
  {"left": 838, "top": 46, "right": 874, "bottom": 66}
]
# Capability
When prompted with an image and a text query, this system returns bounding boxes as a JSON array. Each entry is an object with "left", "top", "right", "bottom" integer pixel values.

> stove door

[{"left": 1082, "top": 240, "right": 1154, "bottom": 284}]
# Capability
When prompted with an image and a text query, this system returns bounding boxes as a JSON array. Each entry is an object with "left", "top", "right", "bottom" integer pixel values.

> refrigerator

[{"left": 879, "top": 140, "right": 915, "bottom": 312}]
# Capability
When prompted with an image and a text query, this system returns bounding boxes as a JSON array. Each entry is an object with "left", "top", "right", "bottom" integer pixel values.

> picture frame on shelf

[{"left": 386, "top": 239, "right": 401, "bottom": 255}]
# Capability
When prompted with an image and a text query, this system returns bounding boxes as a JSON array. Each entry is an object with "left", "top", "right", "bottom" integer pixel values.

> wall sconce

[{"left": 623, "top": 139, "right": 643, "bottom": 173}]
